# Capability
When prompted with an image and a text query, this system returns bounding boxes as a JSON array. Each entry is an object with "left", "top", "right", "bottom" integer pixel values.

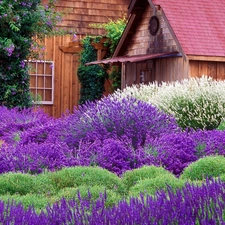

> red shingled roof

[{"left": 153, "top": 0, "right": 225, "bottom": 56}]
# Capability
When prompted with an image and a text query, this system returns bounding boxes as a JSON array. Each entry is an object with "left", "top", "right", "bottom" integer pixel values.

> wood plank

[
  {"left": 189, "top": 61, "right": 199, "bottom": 78},
  {"left": 207, "top": 61, "right": 217, "bottom": 78},
  {"left": 187, "top": 55, "right": 225, "bottom": 62},
  {"left": 198, "top": 61, "right": 208, "bottom": 77},
  {"left": 216, "top": 62, "right": 225, "bottom": 80}
]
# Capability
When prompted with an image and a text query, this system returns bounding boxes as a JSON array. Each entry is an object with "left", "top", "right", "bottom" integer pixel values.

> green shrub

[
  {"left": 219, "top": 174, "right": 225, "bottom": 183},
  {"left": 128, "top": 173, "right": 185, "bottom": 197},
  {"left": 0, "top": 173, "right": 34, "bottom": 195},
  {"left": 0, "top": 193, "right": 48, "bottom": 213},
  {"left": 55, "top": 185, "right": 122, "bottom": 208},
  {"left": 32, "top": 173, "right": 57, "bottom": 195},
  {"left": 217, "top": 120, "right": 225, "bottom": 131},
  {"left": 122, "top": 166, "right": 171, "bottom": 191},
  {"left": 180, "top": 155, "right": 225, "bottom": 181},
  {"left": 47, "top": 166, "right": 126, "bottom": 195}
]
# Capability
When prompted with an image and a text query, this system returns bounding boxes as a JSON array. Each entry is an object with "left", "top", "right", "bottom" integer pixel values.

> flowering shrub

[
  {"left": 74, "top": 138, "right": 140, "bottom": 175},
  {"left": 55, "top": 96, "right": 179, "bottom": 150},
  {"left": 0, "top": 106, "right": 51, "bottom": 144},
  {"left": 113, "top": 76, "right": 225, "bottom": 130},
  {"left": 0, "top": 141, "right": 75, "bottom": 174},
  {"left": 142, "top": 129, "right": 225, "bottom": 176},
  {"left": 1, "top": 179, "right": 225, "bottom": 224},
  {"left": 0, "top": 0, "right": 63, "bottom": 108}
]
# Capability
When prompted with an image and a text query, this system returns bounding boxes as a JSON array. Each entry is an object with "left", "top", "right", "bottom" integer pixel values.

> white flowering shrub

[{"left": 113, "top": 76, "right": 225, "bottom": 130}]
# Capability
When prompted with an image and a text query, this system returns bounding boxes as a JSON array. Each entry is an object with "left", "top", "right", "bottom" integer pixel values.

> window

[{"left": 26, "top": 60, "right": 54, "bottom": 104}]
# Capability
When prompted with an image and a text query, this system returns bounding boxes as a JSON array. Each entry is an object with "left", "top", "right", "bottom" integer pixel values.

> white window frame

[{"left": 26, "top": 60, "right": 54, "bottom": 105}]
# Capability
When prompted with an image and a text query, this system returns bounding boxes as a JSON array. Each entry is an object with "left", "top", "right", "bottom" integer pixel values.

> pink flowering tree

[{"left": 0, "top": 0, "right": 63, "bottom": 108}]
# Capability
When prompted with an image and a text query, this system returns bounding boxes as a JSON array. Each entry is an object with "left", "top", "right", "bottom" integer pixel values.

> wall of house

[
  {"left": 154, "top": 56, "right": 190, "bottom": 83},
  {"left": 124, "top": 56, "right": 190, "bottom": 87},
  {"left": 124, "top": 5, "right": 179, "bottom": 56},
  {"left": 189, "top": 60, "right": 225, "bottom": 80},
  {"left": 35, "top": 0, "right": 129, "bottom": 117}
]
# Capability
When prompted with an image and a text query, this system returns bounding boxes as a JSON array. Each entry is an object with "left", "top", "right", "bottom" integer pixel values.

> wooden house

[
  {"left": 29, "top": 0, "right": 129, "bottom": 117},
  {"left": 86, "top": 0, "right": 225, "bottom": 89}
]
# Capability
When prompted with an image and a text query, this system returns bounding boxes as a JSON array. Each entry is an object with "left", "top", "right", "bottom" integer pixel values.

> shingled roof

[{"left": 152, "top": 0, "right": 225, "bottom": 56}]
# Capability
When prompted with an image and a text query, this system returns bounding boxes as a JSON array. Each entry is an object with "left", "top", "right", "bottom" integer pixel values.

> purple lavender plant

[
  {"left": 0, "top": 140, "right": 76, "bottom": 174},
  {"left": 1, "top": 179, "right": 225, "bottom": 224},
  {"left": 52, "top": 96, "right": 179, "bottom": 150},
  {"left": 74, "top": 138, "right": 141, "bottom": 175},
  {"left": 0, "top": 106, "right": 51, "bottom": 144}
]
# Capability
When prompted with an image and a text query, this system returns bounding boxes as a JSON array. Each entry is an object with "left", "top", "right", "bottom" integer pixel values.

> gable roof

[
  {"left": 152, "top": 0, "right": 225, "bottom": 57},
  {"left": 118, "top": 0, "right": 225, "bottom": 58}
]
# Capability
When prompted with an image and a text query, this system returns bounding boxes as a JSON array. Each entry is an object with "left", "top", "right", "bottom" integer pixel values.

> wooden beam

[
  {"left": 187, "top": 55, "right": 225, "bottom": 62},
  {"left": 59, "top": 41, "right": 83, "bottom": 54}
]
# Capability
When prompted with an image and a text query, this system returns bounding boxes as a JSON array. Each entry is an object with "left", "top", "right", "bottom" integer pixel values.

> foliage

[
  {"left": 56, "top": 186, "right": 122, "bottom": 208},
  {"left": 129, "top": 173, "right": 185, "bottom": 197},
  {"left": 1, "top": 179, "right": 225, "bottom": 224},
  {"left": 77, "top": 36, "right": 108, "bottom": 104},
  {"left": 109, "top": 65, "right": 121, "bottom": 91},
  {"left": 47, "top": 166, "right": 126, "bottom": 195},
  {"left": 122, "top": 166, "right": 172, "bottom": 191},
  {"left": 0, "top": 173, "right": 34, "bottom": 195},
  {"left": 90, "top": 17, "right": 127, "bottom": 54},
  {"left": 180, "top": 155, "right": 225, "bottom": 181},
  {"left": 90, "top": 17, "right": 127, "bottom": 90},
  {"left": 113, "top": 76, "right": 225, "bottom": 130},
  {"left": 217, "top": 120, "right": 225, "bottom": 131},
  {"left": 0, "top": 0, "right": 64, "bottom": 109}
]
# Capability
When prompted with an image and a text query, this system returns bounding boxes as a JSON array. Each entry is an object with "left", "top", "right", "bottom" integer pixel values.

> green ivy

[{"left": 77, "top": 37, "right": 108, "bottom": 105}]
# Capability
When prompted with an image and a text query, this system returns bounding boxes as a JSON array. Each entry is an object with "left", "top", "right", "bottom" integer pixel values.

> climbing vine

[
  {"left": 77, "top": 37, "right": 108, "bottom": 105},
  {"left": 90, "top": 17, "right": 127, "bottom": 90}
]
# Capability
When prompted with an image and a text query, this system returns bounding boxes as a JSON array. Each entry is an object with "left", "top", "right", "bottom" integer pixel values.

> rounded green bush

[
  {"left": 128, "top": 173, "right": 185, "bottom": 197},
  {"left": 0, "top": 193, "right": 48, "bottom": 213},
  {"left": 32, "top": 173, "right": 57, "bottom": 195},
  {"left": 56, "top": 185, "right": 122, "bottom": 208},
  {"left": 47, "top": 166, "right": 126, "bottom": 195},
  {"left": 0, "top": 172, "right": 34, "bottom": 195},
  {"left": 122, "top": 166, "right": 172, "bottom": 191},
  {"left": 180, "top": 155, "right": 225, "bottom": 181}
]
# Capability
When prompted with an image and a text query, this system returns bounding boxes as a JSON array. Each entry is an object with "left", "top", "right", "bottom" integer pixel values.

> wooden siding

[
  {"left": 154, "top": 57, "right": 189, "bottom": 83},
  {"left": 38, "top": 35, "right": 80, "bottom": 117},
  {"left": 35, "top": 0, "right": 129, "bottom": 117},
  {"left": 53, "top": 0, "right": 129, "bottom": 36},
  {"left": 125, "top": 5, "right": 179, "bottom": 56},
  {"left": 189, "top": 60, "right": 225, "bottom": 80},
  {"left": 125, "top": 56, "right": 189, "bottom": 87}
]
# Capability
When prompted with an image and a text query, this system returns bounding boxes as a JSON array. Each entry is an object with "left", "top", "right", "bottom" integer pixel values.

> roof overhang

[{"left": 85, "top": 51, "right": 180, "bottom": 66}]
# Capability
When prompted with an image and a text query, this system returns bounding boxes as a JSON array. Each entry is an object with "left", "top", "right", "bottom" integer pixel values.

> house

[
  {"left": 29, "top": 0, "right": 129, "bottom": 117},
  {"left": 86, "top": 0, "right": 225, "bottom": 89}
]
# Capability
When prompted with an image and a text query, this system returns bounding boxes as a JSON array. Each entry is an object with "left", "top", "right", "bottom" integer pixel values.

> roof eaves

[
  {"left": 161, "top": 9, "right": 187, "bottom": 61},
  {"left": 112, "top": 14, "right": 136, "bottom": 57}
]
